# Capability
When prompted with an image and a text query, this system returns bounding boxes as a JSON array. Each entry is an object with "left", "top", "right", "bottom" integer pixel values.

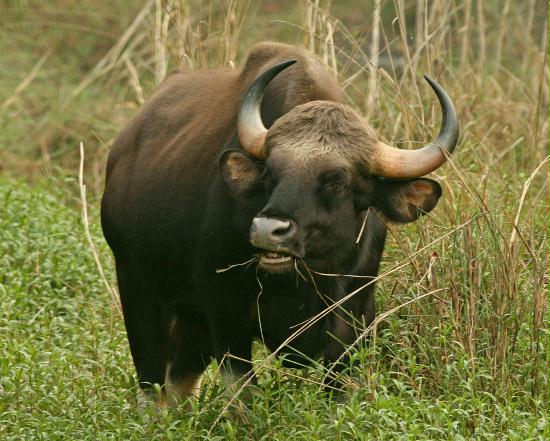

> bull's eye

[
  {"left": 325, "top": 182, "right": 346, "bottom": 194},
  {"left": 319, "top": 169, "right": 350, "bottom": 205}
]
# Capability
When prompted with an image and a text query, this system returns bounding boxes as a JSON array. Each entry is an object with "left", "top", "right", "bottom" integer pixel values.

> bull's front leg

[
  {"left": 205, "top": 278, "right": 256, "bottom": 403},
  {"left": 163, "top": 308, "right": 212, "bottom": 408}
]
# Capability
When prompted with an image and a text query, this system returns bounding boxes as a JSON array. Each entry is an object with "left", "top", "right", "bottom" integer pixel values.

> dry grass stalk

[
  {"left": 476, "top": 0, "right": 486, "bottom": 71},
  {"left": 325, "top": 20, "right": 337, "bottom": 77},
  {"left": 79, "top": 142, "right": 121, "bottom": 314},
  {"left": 459, "top": 0, "right": 472, "bottom": 69},
  {"left": 154, "top": 0, "right": 175, "bottom": 84},
  {"left": 124, "top": 56, "right": 145, "bottom": 104},
  {"left": 494, "top": 0, "right": 512, "bottom": 70},
  {"left": 393, "top": 0, "right": 422, "bottom": 135},
  {"left": 414, "top": 0, "right": 424, "bottom": 51},
  {"left": 365, "top": 0, "right": 381, "bottom": 120},
  {"left": 508, "top": 156, "right": 549, "bottom": 254},
  {"left": 521, "top": 0, "right": 538, "bottom": 77},
  {"left": 305, "top": 0, "right": 320, "bottom": 53}
]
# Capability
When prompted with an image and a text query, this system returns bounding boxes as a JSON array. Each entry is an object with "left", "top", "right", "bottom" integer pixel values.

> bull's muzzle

[
  {"left": 250, "top": 217, "right": 301, "bottom": 273},
  {"left": 250, "top": 217, "right": 298, "bottom": 250}
]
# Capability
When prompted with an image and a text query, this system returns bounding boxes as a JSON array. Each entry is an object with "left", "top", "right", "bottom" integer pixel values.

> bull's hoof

[{"left": 136, "top": 385, "right": 168, "bottom": 417}]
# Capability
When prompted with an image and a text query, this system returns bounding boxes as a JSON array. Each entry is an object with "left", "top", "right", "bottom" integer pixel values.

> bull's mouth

[{"left": 258, "top": 251, "right": 295, "bottom": 273}]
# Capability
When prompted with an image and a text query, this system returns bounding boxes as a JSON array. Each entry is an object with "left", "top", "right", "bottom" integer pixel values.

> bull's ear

[
  {"left": 219, "top": 150, "right": 263, "bottom": 195},
  {"left": 376, "top": 178, "right": 442, "bottom": 223}
]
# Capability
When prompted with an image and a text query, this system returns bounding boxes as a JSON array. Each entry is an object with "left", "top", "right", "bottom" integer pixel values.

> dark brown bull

[{"left": 101, "top": 42, "right": 458, "bottom": 407}]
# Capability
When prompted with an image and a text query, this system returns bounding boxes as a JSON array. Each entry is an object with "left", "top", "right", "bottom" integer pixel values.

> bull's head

[{"left": 220, "top": 60, "right": 459, "bottom": 273}]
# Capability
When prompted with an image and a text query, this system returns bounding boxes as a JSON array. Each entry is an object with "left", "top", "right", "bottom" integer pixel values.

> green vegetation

[{"left": 0, "top": 1, "right": 548, "bottom": 439}]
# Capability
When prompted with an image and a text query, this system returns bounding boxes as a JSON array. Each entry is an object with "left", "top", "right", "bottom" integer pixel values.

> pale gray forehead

[
  {"left": 266, "top": 147, "right": 353, "bottom": 177},
  {"left": 264, "top": 100, "right": 378, "bottom": 172}
]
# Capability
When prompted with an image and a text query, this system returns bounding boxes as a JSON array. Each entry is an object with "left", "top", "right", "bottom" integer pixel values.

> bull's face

[
  {"left": 220, "top": 146, "right": 441, "bottom": 274},
  {"left": 221, "top": 149, "right": 354, "bottom": 272},
  {"left": 220, "top": 101, "right": 442, "bottom": 273},
  {"left": 220, "top": 59, "right": 458, "bottom": 273},
  {"left": 251, "top": 152, "right": 360, "bottom": 273}
]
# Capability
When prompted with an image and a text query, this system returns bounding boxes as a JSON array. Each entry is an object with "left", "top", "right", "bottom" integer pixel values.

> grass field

[{"left": 0, "top": 1, "right": 548, "bottom": 439}]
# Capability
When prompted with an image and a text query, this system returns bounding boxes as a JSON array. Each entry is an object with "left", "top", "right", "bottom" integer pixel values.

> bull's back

[{"left": 102, "top": 69, "right": 243, "bottom": 261}]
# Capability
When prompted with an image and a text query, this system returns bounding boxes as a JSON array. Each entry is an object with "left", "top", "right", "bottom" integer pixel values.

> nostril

[{"left": 271, "top": 222, "right": 291, "bottom": 237}]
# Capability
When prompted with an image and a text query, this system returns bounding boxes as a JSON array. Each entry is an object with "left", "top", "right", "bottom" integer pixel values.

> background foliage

[{"left": 0, "top": 1, "right": 548, "bottom": 439}]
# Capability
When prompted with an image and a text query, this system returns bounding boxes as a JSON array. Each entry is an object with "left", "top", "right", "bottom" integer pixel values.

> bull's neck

[{"left": 312, "top": 208, "right": 388, "bottom": 301}]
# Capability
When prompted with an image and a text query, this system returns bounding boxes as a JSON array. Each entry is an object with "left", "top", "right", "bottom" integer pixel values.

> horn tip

[
  {"left": 279, "top": 59, "right": 297, "bottom": 68},
  {"left": 422, "top": 75, "right": 447, "bottom": 101},
  {"left": 423, "top": 74, "right": 437, "bottom": 87}
]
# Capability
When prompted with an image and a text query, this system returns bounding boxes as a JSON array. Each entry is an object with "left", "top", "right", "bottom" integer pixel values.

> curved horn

[
  {"left": 238, "top": 59, "right": 297, "bottom": 158},
  {"left": 371, "top": 75, "right": 459, "bottom": 179}
]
